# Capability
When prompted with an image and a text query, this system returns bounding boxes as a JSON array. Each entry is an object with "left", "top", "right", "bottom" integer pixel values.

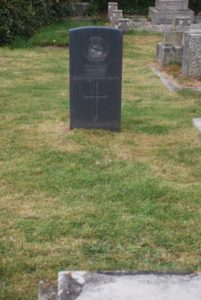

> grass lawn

[{"left": 0, "top": 20, "right": 201, "bottom": 300}]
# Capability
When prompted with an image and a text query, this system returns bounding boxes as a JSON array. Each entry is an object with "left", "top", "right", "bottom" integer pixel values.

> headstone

[
  {"left": 149, "top": 0, "right": 194, "bottom": 25},
  {"left": 69, "top": 26, "right": 123, "bottom": 131},
  {"left": 108, "top": 2, "right": 118, "bottom": 21},
  {"left": 157, "top": 43, "right": 183, "bottom": 65},
  {"left": 182, "top": 29, "right": 201, "bottom": 78},
  {"left": 157, "top": 17, "right": 185, "bottom": 65},
  {"left": 118, "top": 18, "right": 130, "bottom": 33},
  {"left": 111, "top": 10, "right": 123, "bottom": 27}
]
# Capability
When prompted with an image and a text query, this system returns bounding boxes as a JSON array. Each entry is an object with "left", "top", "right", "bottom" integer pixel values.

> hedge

[
  {"left": 0, "top": 0, "right": 72, "bottom": 46},
  {"left": 0, "top": 0, "right": 201, "bottom": 46},
  {"left": 94, "top": 0, "right": 201, "bottom": 13}
]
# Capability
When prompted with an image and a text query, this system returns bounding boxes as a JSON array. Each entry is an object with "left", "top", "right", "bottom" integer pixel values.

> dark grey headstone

[{"left": 69, "top": 26, "right": 123, "bottom": 131}]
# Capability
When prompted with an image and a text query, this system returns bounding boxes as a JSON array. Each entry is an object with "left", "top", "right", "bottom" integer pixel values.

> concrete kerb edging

[
  {"left": 150, "top": 64, "right": 181, "bottom": 92},
  {"left": 150, "top": 64, "right": 201, "bottom": 92}
]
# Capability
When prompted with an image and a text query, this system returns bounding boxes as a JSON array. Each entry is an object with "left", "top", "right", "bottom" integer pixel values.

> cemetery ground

[{"left": 0, "top": 20, "right": 201, "bottom": 300}]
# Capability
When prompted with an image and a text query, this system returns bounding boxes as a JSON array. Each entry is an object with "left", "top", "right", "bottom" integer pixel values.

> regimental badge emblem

[{"left": 87, "top": 36, "right": 109, "bottom": 63}]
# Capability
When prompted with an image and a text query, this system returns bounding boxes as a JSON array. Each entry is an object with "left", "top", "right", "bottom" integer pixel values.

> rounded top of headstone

[{"left": 69, "top": 26, "right": 122, "bottom": 33}]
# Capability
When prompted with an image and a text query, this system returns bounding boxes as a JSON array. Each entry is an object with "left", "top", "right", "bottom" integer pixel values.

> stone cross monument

[{"left": 149, "top": 0, "right": 194, "bottom": 25}]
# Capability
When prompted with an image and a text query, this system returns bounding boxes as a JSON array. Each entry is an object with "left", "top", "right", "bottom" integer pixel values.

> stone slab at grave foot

[
  {"left": 38, "top": 271, "right": 201, "bottom": 300},
  {"left": 69, "top": 26, "right": 123, "bottom": 131},
  {"left": 149, "top": 0, "right": 194, "bottom": 25},
  {"left": 193, "top": 118, "right": 201, "bottom": 132}
]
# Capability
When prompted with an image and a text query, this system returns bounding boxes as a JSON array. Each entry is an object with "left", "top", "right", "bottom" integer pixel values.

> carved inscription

[
  {"left": 84, "top": 64, "right": 107, "bottom": 78},
  {"left": 83, "top": 81, "right": 108, "bottom": 122},
  {"left": 87, "top": 36, "right": 109, "bottom": 63}
]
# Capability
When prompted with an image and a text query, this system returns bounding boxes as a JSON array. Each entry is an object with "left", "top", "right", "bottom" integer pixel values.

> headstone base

[
  {"left": 157, "top": 42, "right": 183, "bottom": 65},
  {"left": 108, "top": 2, "right": 118, "bottom": 21},
  {"left": 148, "top": 7, "right": 194, "bottom": 25}
]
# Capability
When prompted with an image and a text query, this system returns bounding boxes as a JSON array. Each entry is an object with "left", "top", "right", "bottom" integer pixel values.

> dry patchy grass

[{"left": 0, "top": 31, "right": 201, "bottom": 300}]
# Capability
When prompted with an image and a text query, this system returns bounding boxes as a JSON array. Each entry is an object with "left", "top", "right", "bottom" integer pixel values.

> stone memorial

[
  {"left": 157, "top": 42, "right": 183, "bottom": 65},
  {"left": 157, "top": 17, "right": 185, "bottom": 65},
  {"left": 149, "top": 0, "right": 194, "bottom": 25},
  {"left": 118, "top": 18, "right": 130, "bottom": 33},
  {"left": 111, "top": 10, "right": 123, "bottom": 27},
  {"left": 182, "top": 29, "right": 201, "bottom": 78},
  {"left": 108, "top": 2, "right": 118, "bottom": 21},
  {"left": 69, "top": 27, "right": 123, "bottom": 131}
]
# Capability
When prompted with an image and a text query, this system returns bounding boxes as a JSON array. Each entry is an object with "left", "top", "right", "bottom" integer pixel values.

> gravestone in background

[
  {"left": 108, "top": 2, "right": 118, "bottom": 21},
  {"left": 69, "top": 27, "right": 123, "bottom": 131},
  {"left": 149, "top": 0, "right": 194, "bottom": 25},
  {"left": 118, "top": 18, "right": 130, "bottom": 33},
  {"left": 157, "top": 16, "right": 192, "bottom": 66},
  {"left": 111, "top": 10, "right": 123, "bottom": 27}
]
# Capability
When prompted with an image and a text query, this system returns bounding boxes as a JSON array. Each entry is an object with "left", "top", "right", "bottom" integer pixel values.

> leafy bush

[
  {"left": 93, "top": 0, "right": 201, "bottom": 13},
  {"left": 1, "top": 0, "right": 201, "bottom": 46},
  {"left": 189, "top": 0, "right": 201, "bottom": 13}
]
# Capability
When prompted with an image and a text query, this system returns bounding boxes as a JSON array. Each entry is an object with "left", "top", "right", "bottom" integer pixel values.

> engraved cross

[{"left": 83, "top": 81, "right": 108, "bottom": 122}]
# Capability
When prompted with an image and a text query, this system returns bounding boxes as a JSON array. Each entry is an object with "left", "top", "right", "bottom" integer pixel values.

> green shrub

[
  {"left": 189, "top": 0, "right": 201, "bottom": 13},
  {"left": 92, "top": 0, "right": 201, "bottom": 13},
  {"left": 0, "top": 0, "right": 72, "bottom": 46},
  {"left": 1, "top": 0, "right": 201, "bottom": 46},
  {"left": 0, "top": 1, "right": 42, "bottom": 45}
]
